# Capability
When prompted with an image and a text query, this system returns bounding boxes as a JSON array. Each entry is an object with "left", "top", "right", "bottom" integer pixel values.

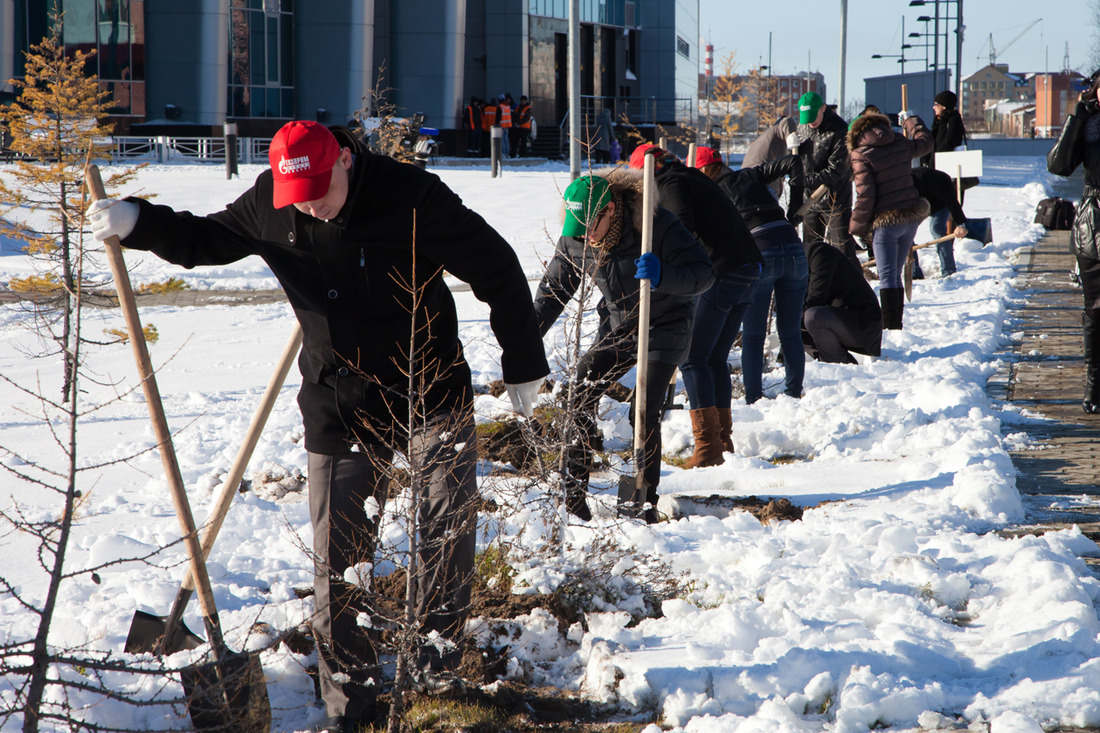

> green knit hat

[
  {"left": 798, "top": 92, "right": 824, "bottom": 124},
  {"left": 561, "top": 175, "right": 612, "bottom": 238}
]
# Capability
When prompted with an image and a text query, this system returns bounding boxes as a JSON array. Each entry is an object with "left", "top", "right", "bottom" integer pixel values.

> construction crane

[{"left": 977, "top": 18, "right": 1042, "bottom": 66}]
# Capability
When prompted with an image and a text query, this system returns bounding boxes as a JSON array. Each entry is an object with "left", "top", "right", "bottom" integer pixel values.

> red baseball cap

[
  {"left": 693, "top": 146, "right": 723, "bottom": 169},
  {"left": 268, "top": 121, "right": 341, "bottom": 209},
  {"left": 628, "top": 143, "right": 661, "bottom": 169}
]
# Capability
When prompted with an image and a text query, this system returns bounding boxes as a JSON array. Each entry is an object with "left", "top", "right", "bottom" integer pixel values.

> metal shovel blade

[
  {"left": 124, "top": 609, "right": 204, "bottom": 655},
  {"left": 181, "top": 648, "right": 271, "bottom": 733}
]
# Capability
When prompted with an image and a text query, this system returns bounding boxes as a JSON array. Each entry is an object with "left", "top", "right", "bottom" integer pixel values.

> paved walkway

[{"left": 994, "top": 229, "right": 1100, "bottom": 562}]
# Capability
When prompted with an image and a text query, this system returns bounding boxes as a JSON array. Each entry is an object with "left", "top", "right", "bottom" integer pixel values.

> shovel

[
  {"left": 126, "top": 323, "right": 303, "bottom": 655},
  {"left": 86, "top": 166, "right": 271, "bottom": 732},
  {"left": 618, "top": 150, "right": 656, "bottom": 521}
]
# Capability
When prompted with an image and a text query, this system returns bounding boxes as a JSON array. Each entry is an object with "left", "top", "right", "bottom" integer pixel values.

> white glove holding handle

[
  {"left": 87, "top": 198, "right": 139, "bottom": 242},
  {"left": 505, "top": 378, "right": 542, "bottom": 418},
  {"left": 897, "top": 109, "right": 914, "bottom": 123},
  {"left": 785, "top": 132, "right": 802, "bottom": 152}
]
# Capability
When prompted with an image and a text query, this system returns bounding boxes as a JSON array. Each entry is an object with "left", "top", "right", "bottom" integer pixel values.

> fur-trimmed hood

[
  {"left": 847, "top": 113, "right": 896, "bottom": 151},
  {"left": 558, "top": 165, "right": 657, "bottom": 235}
]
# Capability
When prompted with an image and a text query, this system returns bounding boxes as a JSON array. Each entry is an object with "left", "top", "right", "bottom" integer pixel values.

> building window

[
  {"left": 45, "top": 0, "right": 146, "bottom": 117},
  {"left": 228, "top": 0, "right": 294, "bottom": 119},
  {"left": 676, "top": 35, "right": 690, "bottom": 59}
]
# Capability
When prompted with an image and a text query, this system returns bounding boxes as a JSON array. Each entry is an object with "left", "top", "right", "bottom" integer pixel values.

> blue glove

[{"left": 634, "top": 252, "right": 662, "bottom": 288}]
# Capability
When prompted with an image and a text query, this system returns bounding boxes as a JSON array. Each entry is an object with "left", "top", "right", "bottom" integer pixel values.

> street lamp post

[{"left": 910, "top": 0, "right": 963, "bottom": 99}]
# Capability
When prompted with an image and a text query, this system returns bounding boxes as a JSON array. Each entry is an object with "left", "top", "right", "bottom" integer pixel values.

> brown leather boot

[
  {"left": 684, "top": 406, "right": 724, "bottom": 468},
  {"left": 716, "top": 407, "right": 734, "bottom": 454}
]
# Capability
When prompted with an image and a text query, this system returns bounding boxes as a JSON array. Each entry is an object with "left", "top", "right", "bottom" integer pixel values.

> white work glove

[
  {"left": 505, "top": 378, "right": 542, "bottom": 418},
  {"left": 785, "top": 132, "right": 802, "bottom": 151},
  {"left": 87, "top": 198, "right": 139, "bottom": 242},
  {"left": 898, "top": 109, "right": 914, "bottom": 123}
]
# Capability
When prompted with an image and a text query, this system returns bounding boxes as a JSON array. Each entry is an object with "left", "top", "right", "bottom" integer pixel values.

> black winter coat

[
  {"left": 911, "top": 167, "right": 967, "bottom": 225},
  {"left": 652, "top": 159, "right": 762, "bottom": 275},
  {"left": 533, "top": 169, "right": 715, "bottom": 365},
  {"left": 792, "top": 107, "right": 853, "bottom": 210},
  {"left": 713, "top": 155, "right": 802, "bottom": 231},
  {"left": 920, "top": 108, "right": 966, "bottom": 167},
  {"left": 1048, "top": 99, "right": 1100, "bottom": 261},
  {"left": 804, "top": 240, "right": 882, "bottom": 355},
  {"left": 122, "top": 127, "right": 549, "bottom": 453}
]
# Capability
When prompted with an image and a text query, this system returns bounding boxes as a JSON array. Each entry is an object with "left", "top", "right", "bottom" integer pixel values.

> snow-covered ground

[{"left": 1, "top": 155, "right": 1098, "bottom": 733}]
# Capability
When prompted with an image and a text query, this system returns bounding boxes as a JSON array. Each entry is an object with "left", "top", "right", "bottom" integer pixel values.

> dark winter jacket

[
  {"left": 1048, "top": 98, "right": 1100, "bottom": 261},
  {"left": 791, "top": 106, "right": 853, "bottom": 210},
  {"left": 714, "top": 155, "right": 803, "bottom": 232},
  {"left": 121, "top": 126, "right": 549, "bottom": 453},
  {"left": 920, "top": 108, "right": 966, "bottom": 167},
  {"left": 846, "top": 114, "right": 934, "bottom": 238},
  {"left": 534, "top": 167, "right": 716, "bottom": 365},
  {"left": 743, "top": 117, "right": 799, "bottom": 170},
  {"left": 911, "top": 167, "right": 967, "bottom": 226},
  {"left": 653, "top": 157, "right": 762, "bottom": 274},
  {"left": 804, "top": 240, "right": 882, "bottom": 356}
]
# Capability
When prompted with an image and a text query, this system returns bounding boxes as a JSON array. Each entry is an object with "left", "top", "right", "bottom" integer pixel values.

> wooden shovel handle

[
  {"left": 633, "top": 151, "right": 655, "bottom": 490},
  {"left": 83, "top": 166, "right": 224, "bottom": 646}
]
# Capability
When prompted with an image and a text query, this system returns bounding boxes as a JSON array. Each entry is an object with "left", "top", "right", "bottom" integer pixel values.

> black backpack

[{"left": 1034, "top": 197, "right": 1076, "bottom": 230}]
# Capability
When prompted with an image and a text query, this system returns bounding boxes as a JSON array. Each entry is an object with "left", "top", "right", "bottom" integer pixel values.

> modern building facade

[{"left": 1, "top": 0, "right": 698, "bottom": 150}]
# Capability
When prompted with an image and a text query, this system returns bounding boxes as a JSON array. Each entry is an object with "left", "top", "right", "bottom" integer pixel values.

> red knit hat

[
  {"left": 628, "top": 143, "right": 661, "bottom": 169},
  {"left": 693, "top": 147, "right": 723, "bottom": 168},
  {"left": 269, "top": 121, "right": 341, "bottom": 209}
]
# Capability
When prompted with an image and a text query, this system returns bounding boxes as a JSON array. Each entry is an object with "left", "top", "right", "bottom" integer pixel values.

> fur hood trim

[
  {"left": 558, "top": 165, "right": 656, "bottom": 233},
  {"left": 847, "top": 113, "right": 894, "bottom": 151},
  {"left": 870, "top": 199, "right": 931, "bottom": 230}
]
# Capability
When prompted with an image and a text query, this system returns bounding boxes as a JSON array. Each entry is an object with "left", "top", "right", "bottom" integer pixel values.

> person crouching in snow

[
  {"left": 847, "top": 110, "right": 933, "bottom": 329},
  {"left": 802, "top": 240, "right": 883, "bottom": 363},
  {"left": 533, "top": 170, "right": 714, "bottom": 522}
]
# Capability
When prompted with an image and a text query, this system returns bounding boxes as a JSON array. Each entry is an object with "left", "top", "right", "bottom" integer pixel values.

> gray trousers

[{"left": 307, "top": 411, "right": 477, "bottom": 718}]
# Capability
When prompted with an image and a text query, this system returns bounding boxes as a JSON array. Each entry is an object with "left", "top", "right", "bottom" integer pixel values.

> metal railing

[{"left": 105, "top": 135, "right": 272, "bottom": 164}]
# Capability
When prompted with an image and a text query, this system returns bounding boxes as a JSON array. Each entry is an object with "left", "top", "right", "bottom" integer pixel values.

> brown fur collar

[
  {"left": 870, "top": 199, "right": 931, "bottom": 230},
  {"left": 847, "top": 113, "right": 894, "bottom": 150}
]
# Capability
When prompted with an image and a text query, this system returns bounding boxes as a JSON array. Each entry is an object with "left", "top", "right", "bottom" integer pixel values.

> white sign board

[{"left": 934, "top": 150, "right": 983, "bottom": 178}]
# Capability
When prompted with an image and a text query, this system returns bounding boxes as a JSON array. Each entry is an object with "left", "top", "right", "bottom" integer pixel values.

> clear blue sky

[{"left": 698, "top": 0, "right": 1096, "bottom": 107}]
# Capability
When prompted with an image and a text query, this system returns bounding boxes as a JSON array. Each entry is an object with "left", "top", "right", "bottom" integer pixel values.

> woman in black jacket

[
  {"left": 534, "top": 168, "right": 715, "bottom": 521},
  {"left": 1048, "top": 70, "right": 1100, "bottom": 413},
  {"left": 627, "top": 144, "right": 762, "bottom": 468},
  {"left": 694, "top": 148, "right": 808, "bottom": 406}
]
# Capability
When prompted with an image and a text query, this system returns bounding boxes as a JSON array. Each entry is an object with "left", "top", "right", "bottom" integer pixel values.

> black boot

[
  {"left": 880, "top": 288, "right": 904, "bottom": 330},
  {"left": 1084, "top": 311, "right": 1100, "bottom": 413}
]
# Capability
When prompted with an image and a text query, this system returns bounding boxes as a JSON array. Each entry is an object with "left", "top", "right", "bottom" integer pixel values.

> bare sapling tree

[{"left": 0, "top": 13, "right": 184, "bottom": 733}]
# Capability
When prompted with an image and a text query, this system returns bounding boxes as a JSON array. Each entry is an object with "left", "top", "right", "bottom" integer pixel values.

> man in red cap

[{"left": 88, "top": 120, "right": 549, "bottom": 733}]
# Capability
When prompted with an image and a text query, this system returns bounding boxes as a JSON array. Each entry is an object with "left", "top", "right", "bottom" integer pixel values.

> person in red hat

[
  {"left": 87, "top": 120, "right": 549, "bottom": 733},
  {"left": 693, "top": 147, "right": 809, "bottom": 404}
]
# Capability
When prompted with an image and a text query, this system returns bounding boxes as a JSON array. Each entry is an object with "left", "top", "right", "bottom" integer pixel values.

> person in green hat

[
  {"left": 786, "top": 91, "right": 860, "bottom": 269},
  {"left": 532, "top": 168, "right": 715, "bottom": 522}
]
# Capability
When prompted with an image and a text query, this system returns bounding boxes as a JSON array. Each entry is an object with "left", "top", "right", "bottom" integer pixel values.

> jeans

[
  {"left": 681, "top": 264, "right": 761, "bottom": 409},
  {"left": 928, "top": 207, "right": 956, "bottom": 275},
  {"left": 871, "top": 220, "right": 920, "bottom": 289},
  {"left": 741, "top": 242, "right": 809, "bottom": 402}
]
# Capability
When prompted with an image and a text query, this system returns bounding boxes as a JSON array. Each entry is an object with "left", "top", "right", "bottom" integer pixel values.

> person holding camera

[{"left": 1047, "top": 70, "right": 1100, "bottom": 413}]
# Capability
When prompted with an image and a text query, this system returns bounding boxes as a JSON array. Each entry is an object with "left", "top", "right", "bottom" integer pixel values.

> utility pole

[
  {"left": 955, "top": 0, "right": 964, "bottom": 102},
  {"left": 569, "top": 0, "right": 581, "bottom": 180},
  {"left": 839, "top": 0, "right": 848, "bottom": 114}
]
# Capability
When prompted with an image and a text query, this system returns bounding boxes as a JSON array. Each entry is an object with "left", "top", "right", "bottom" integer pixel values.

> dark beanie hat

[{"left": 934, "top": 90, "right": 957, "bottom": 109}]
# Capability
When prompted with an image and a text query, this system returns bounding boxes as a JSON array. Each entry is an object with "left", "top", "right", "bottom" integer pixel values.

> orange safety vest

[
  {"left": 482, "top": 103, "right": 498, "bottom": 131},
  {"left": 516, "top": 103, "right": 532, "bottom": 130},
  {"left": 498, "top": 103, "right": 512, "bottom": 128}
]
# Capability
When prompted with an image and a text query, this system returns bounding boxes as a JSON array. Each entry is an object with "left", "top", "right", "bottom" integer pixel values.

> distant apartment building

[
  {"left": 961, "top": 64, "right": 1029, "bottom": 131},
  {"left": 1034, "top": 70, "right": 1089, "bottom": 138}
]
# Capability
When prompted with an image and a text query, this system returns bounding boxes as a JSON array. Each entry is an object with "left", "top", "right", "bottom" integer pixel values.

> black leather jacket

[{"left": 1048, "top": 99, "right": 1100, "bottom": 261}]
